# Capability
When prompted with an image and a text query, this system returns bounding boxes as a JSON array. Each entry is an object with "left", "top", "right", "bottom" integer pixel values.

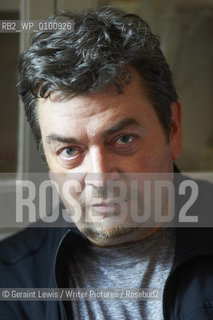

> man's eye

[
  {"left": 116, "top": 135, "right": 134, "bottom": 145},
  {"left": 59, "top": 147, "right": 79, "bottom": 159}
]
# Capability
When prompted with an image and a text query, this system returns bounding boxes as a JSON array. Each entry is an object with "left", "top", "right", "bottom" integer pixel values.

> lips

[{"left": 91, "top": 201, "right": 123, "bottom": 213}]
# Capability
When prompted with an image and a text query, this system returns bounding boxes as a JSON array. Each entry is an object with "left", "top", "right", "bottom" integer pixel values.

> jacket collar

[{"left": 54, "top": 227, "right": 89, "bottom": 288}]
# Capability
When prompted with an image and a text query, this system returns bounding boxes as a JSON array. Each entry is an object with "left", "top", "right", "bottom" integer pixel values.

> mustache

[{"left": 76, "top": 185, "right": 137, "bottom": 208}]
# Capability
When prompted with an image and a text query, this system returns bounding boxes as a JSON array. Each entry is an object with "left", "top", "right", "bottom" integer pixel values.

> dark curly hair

[{"left": 18, "top": 6, "right": 178, "bottom": 160}]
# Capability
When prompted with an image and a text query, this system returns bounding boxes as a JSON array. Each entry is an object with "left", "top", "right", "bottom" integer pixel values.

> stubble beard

[
  {"left": 69, "top": 194, "right": 153, "bottom": 243},
  {"left": 62, "top": 177, "right": 170, "bottom": 245}
]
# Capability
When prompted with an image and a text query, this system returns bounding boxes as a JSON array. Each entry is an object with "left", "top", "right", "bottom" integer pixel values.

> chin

[{"left": 77, "top": 222, "right": 141, "bottom": 245}]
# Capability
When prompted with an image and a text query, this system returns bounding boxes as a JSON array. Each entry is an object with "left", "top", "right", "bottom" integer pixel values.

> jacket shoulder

[{"left": 0, "top": 227, "right": 48, "bottom": 265}]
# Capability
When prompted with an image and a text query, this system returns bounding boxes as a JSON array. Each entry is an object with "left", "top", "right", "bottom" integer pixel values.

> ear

[{"left": 170, "top": 101, "right": 182, "bottom": 160}]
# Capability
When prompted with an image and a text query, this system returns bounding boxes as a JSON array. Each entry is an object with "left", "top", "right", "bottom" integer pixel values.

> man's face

[{"left": 38, "top": 70, "right": 182, "bottom": 247}]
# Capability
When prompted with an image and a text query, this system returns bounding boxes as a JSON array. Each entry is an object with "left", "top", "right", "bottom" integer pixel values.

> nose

[{"left": 84, "top": 146, "right": 120, "bottom": 187}]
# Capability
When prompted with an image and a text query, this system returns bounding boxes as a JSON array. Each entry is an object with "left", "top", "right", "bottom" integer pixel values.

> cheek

[
  {"left": 121, "top": 145, "right": 173, "bottom": 173},
  {"left": 115, "top": 154, "right": 151, "bottom": 172}
]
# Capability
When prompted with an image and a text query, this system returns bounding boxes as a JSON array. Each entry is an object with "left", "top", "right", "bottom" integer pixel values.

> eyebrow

[
  {"left": 46, "top": 135, "right": 79, "bottom": 145},
  {"left": 46, "top": 117, "right": 143, "bottom": 145},
  {"left": 101, "top": 118, "right": 143, "bottom": 138}
]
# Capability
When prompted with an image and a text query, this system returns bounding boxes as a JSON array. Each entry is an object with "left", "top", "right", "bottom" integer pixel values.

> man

[{"left": 0, "top": 6, "right": 213, "bottom": 320}]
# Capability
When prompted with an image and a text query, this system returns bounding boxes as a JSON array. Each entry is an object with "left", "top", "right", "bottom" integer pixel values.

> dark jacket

[{"left": 1, "top": 179, "right": 213, "bottom": 319}]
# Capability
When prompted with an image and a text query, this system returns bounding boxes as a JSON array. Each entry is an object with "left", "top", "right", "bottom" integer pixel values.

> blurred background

[{"left": 0, "top": 0, "right": 213, "bottom": 239}]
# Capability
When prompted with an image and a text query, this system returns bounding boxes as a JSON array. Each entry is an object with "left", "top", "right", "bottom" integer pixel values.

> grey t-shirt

[{"left": 68, "top": 228, "right": 175, "bottom": 320}]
